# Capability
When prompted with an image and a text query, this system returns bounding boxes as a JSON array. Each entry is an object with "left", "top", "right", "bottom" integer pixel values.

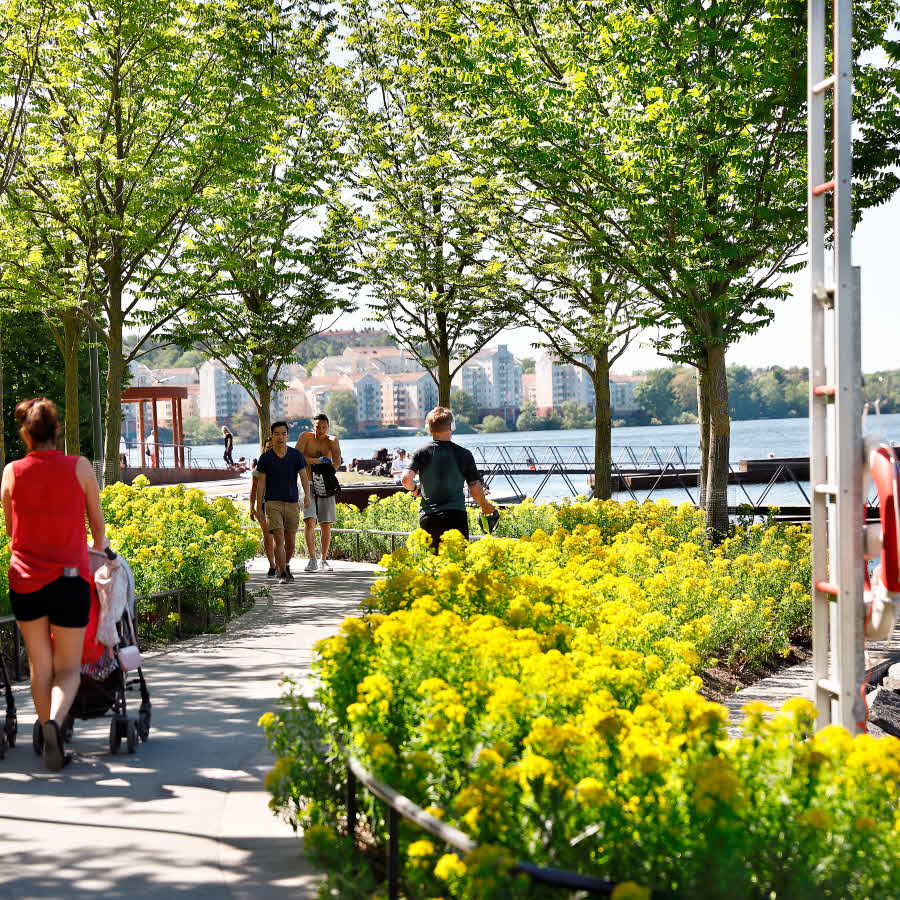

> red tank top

[{"left": 8, "top": 450, "right": 92, "bottom": 593}]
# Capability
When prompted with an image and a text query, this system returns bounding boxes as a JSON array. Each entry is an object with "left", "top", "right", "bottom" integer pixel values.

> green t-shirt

[{"left": 408, "top": 440, "right": 482, "bottom": 515}]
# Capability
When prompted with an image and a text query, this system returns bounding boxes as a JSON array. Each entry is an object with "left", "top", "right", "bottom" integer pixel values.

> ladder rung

[
  {"left": 812, "top": 75, "right": 836, "bottom": 94},
  {"left": 813, "top": 385, "right": 836, "bottom": 396},
  {"left": 812, "top": 179, "right": 836, "bottom": 196},
  {"left": 815, "top": 580, "right": 839, "bottom": 596},
  {"left": 814, "top": 483, "right": 838, "bottom": 495},
  {"left": 817, "top": 678, "right": 841, "bottom": 697}
]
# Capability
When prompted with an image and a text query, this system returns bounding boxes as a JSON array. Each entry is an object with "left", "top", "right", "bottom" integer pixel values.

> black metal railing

[
  {"left": 343, "top": 748, "right": 615, "bottom": 898},
  {"left": 0, "top": 565, "right": 252, "bottom": 683}
]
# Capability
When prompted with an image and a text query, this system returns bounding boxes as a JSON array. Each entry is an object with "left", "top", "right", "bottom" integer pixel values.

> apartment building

[
  {"left": 198, "top": 359, "right": 254, "bottom": 421},
  {"left": 534, "top": 355, "right": 643, "bottom": 416},
  {"left": 381, "top": 372, "right": 439, "bottom": 428},
  {"left": 460, "top": 345, "right": 523, "bottom": 420}
]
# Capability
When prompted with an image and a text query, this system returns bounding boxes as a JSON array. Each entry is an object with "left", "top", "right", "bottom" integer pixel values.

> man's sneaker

[
  {"left": 319, "top": 560, "right": 333, "bottom": 573},
  {"left": 266, "top": 566, "right": 277, "bottom": 578},
  {"left": 279, "top": 569, "right": 295, "bottom": 583},
  {"left": 304, "top": 558, "right": 318, "bottom": 573}
]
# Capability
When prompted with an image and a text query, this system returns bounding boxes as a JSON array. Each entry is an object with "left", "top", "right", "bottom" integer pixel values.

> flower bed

[
  {"left": 1, "top": 476, "right": 258, "bottom": 637},
  {"left": 262, "top": 504, "right": 900, "bottom": 899}
]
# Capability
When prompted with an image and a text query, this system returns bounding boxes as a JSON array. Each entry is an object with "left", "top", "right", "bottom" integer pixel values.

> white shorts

[{"left": 304, "top": 494, "right": 337, "bottom": 523}]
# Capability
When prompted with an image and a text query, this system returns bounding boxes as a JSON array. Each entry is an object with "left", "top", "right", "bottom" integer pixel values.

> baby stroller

[
  {"left": 0, "top": 650, "right": 18, "bottom": 759},
  {"left": 32, "top": 550, "right": 152, "bottom": 756}
]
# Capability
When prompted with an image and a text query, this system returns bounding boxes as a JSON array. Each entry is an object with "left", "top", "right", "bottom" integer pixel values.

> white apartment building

[
  {"left": 534, "top": 355, "right": 643, "bottom": 416},
  {"left": 382, "top": 372, "right": 439, "bottom": 428},
  {"left": 350, "top": 373, "right": 384, "bottom": 430},
  {"left": 535, "top": 355, "right": 593, "bottom": 413},
  {"left": 198, "top": 359, "right": 255, "bottom": 421},
  {"left": 460, "top": 345, "right": 523, "bottom": 417}
]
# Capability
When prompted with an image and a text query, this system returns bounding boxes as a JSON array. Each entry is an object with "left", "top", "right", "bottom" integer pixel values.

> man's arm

[
  {"left": 401, "top": 467, "right": 421, "bottom": 498},
  {"left": 248, "top": 476, "right": 258, "bottom": 520},
  {"left": 256, "top": 472, "right": 267, "bottom": 521},
  {"left": 329, "top": 436, "right": 342, "bottom": 466},
  {"left": 458, "top": 449, "right": 494, "bottom": 514},
  {"left": 469, "top": 482, "right": 495, "bottom": 515},
  {"left": 294, "top": 432, "right": 308, "bottom": 454},
  {"left": 299, "top": 465, "right": 311, "bottom": 505}
]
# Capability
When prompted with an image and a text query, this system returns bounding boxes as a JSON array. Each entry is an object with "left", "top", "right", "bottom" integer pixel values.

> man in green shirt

[{"left": 401, "top": 406, "right": 496, "bottom": 552}]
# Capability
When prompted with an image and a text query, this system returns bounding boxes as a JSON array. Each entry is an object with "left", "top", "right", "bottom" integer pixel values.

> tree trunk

[
  {"left": 103, "top": 309, "right": 123, "bottom": 486},
  {"left": 254, "top": 370, "right": 272, "bottom": 447},
  {"left": 696, "top": 365, "right": 710, "bottom": 508},
  {"left": 437, "top": 353, "right": 452, "bottom": 409},
  {"left": 703, "top": 344, "right": 730, "bottom": 537},
  {"left": 60, "top": 307, "right": 82, "bottom": 455},
  {"left": 591, "top": 349, "right": 612, "bottom": 499}
]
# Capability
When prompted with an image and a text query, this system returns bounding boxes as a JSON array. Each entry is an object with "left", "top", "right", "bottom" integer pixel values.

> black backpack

[{"left": 311, "top": 462, "right": 341, "bottom": 498}]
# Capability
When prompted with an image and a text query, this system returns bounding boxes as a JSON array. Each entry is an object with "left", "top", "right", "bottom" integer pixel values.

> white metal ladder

[{"left": 808, "top": 0, "right": 866, "bottom": 731}]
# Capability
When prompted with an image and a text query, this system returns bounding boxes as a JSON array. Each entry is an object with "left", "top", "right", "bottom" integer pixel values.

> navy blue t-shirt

[{"left": 256, "top": 447, "right": 307, "bottom": 502}]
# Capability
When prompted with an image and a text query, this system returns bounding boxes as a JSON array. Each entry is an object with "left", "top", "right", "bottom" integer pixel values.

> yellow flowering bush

[
  {"left": 99, "top": 477, "right": 257, "bottom": 633},
  {"left": 262, "top": 502, "right": 899, "bottom": 898}
]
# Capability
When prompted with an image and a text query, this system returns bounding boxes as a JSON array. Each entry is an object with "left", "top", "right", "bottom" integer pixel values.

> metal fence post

[
  {"left": 387, "top": 805, "right": 399, "bottom": 900},
  {"left": 12, "top": 626, "right": 22, "bottom": 682},
  {"left": 356, "top": 531, "right": 361, "bottom": 562},
  {"left": 347, "top": 767, "right": 357, "bottom": 841}
]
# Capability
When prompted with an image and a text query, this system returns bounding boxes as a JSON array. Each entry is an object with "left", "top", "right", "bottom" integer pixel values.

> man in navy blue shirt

[{"left": 255, "top": 421, "right": 311, "bottom": 583}]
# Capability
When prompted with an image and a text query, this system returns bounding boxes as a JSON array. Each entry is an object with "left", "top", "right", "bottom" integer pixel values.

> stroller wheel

[
  {"left": 61, "top": 716, "right": 74, "bottom": 744},
  {"left": 109, "top": 719, "right": 123, "bottom": 755},
  {"left": 4, "top": 715, "right": 16, "bottom": 749},
  {"left": 33, "top": 720, "right": 44, "bottom": 756},
  {"left": 126, "top": 720, "right": 138, "bottom": 754}
]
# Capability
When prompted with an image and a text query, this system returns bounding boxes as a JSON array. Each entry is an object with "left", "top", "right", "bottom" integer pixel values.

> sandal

[{"left": 42, "top": 720, "right": 71, "bottom": 771}]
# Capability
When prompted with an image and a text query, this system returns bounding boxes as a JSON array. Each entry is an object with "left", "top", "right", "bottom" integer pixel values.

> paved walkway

[
  {"left": 726, "top": 620, "right": 900, "bottom": 728},
  {"left": 0, "top": 558, "right": 377, "bottom": 900}
]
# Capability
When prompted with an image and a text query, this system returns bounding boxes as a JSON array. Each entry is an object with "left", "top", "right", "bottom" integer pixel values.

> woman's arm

[
  {"left": 1, "top": 464, "right": 13, "bottom": 537},
  {"left": 76, "top": 456, "right": 108, "bottom": 550}
]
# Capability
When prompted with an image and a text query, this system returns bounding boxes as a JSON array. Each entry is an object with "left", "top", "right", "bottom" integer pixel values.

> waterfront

[{"left": 182, "top": 413, "right": 900, "bottom": 506}]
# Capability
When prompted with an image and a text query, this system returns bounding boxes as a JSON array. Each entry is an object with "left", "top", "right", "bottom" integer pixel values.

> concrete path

[
  {"left": 726, "top": 620, "right": 900, "bottom": 726},
  {"left": 0, "top": 558, "right": 377, "bottom": 900}
]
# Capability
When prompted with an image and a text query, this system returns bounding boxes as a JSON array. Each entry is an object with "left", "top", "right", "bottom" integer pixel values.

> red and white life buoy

[{"left": 863, "top": 444, "right": 900, "bottom": 641}]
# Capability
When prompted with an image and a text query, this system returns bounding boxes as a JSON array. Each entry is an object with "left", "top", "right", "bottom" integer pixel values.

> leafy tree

[
  {"left": 560, "top": 399, "right": 594, "bottom": 431},
  {"left": 169, "top": 0, "right": 354, "bottom": 445},
  {"left": 0, "top": 309, "right": 100, "bottom": 460},
  {"left": 12, "top": 0, "right": 269, "bottom": 482},
  {"left": 515, "top": 403, "right": 562, "bottom": 432},
  {"left": 325, "top": 390, "right": 358, "bottom": 437},
  {"left": 339, "top": 0, "right": 523, "bottom": 408},
  {"left": 519, "top": 357, "right": 535, "bottom": 375},
  {"left": 408, "top": 0, "right": 900, "bottom": 533},
  {"left": 181, "top": 416, "right": 222, "bottom": 447},
  {"left": 449, "top": 388, "right": 478, "bottom": 427},
  {"left": 479, "top": 415, "right": 508, "bottom": 434}
]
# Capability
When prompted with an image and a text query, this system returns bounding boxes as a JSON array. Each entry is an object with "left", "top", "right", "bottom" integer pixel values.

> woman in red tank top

[{"left": 1, "top": 398, "right": 111, "bottom": 770}]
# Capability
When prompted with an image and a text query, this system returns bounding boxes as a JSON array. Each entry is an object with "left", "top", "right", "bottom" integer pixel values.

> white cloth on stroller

[{"left": 88, "top": 548, "right": 136, "bottom": 649}]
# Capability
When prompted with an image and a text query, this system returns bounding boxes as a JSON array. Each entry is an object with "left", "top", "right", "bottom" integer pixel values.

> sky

[{"left": 339, "top": 190, "right": 898, "bottom": 376}]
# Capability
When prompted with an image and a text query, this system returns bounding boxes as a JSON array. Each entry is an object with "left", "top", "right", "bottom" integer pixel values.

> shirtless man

[{"left": 295, "top": 413, "right": 342, "bottom": 572}]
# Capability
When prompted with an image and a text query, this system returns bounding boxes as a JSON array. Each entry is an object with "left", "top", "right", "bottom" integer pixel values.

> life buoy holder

[{"left": 863, "top": 443, "right": 900, "bottom": 641}]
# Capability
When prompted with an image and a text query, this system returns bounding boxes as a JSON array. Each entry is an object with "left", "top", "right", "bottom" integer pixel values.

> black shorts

[
  {"left": 419, "top": 509, "right": 469, "bottom": 553},
  {"left": 9, "top": 575, "right": 91, "bottom": 628}
]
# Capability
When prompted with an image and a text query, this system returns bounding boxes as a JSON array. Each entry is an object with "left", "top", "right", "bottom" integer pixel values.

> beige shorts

[
  {"left": 265, "top": 500, "right": 300, "bottom": 533},
  {"left": 303, "top": 494, "right": 337, "bottom": 524}
]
